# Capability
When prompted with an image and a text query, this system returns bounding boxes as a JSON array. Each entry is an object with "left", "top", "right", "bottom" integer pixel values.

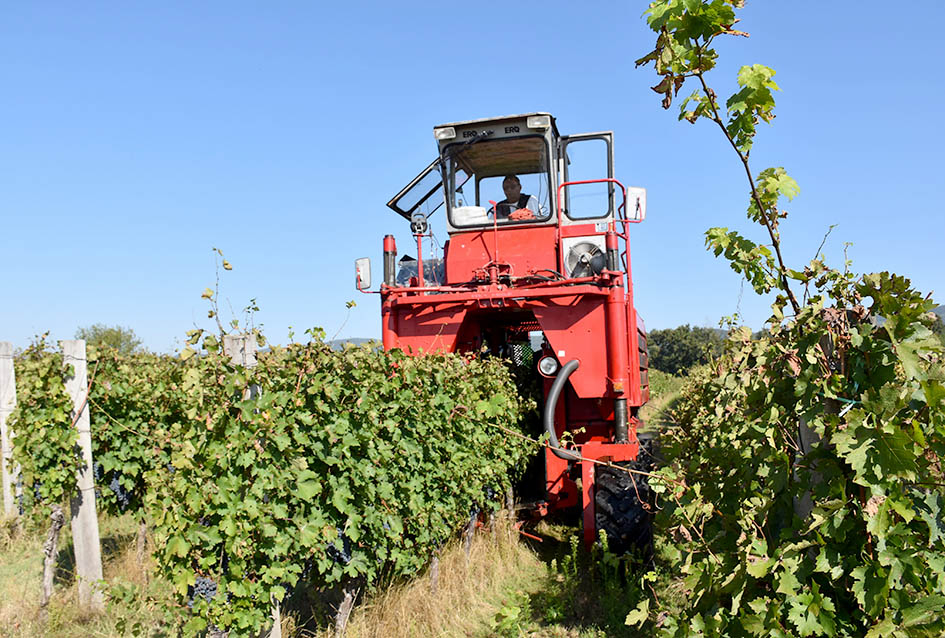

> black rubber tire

[{"left": 593, "top": 434, "right": 657, "bottom": 557}]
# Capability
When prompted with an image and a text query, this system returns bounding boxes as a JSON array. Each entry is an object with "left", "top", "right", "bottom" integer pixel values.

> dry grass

[
  {"left": 6, "top": 510, "right": 639, "bottom": 638},
  {"left": 0, "top": 512, "right": 170, "bottom": 638},
  {"left": 1, "top": 512, "right": 549, "bottom": 638},
  {"left": 0, "top": 515, "right": 40, "bottom": 635},
  {"left": 305, "top": 518, "right": 545, "bottom": 638}
]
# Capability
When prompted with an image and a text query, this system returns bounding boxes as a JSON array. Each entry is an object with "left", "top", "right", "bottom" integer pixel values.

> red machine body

[{"left": 362, "top": 113, "right": 650, "bottom": 548}]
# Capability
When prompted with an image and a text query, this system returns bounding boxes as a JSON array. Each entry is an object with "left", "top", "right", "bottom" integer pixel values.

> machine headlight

[
  {"left": 538, "top": 356, "right": 559, "bottom": 376},
  {"left": 527, "top": 115, "right": 551, "bottom": 130},
  {"left": 434, "top": 126, "right": 456, "bottom": 140}
]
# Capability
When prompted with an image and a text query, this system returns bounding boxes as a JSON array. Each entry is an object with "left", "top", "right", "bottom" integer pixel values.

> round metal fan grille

[{"left": 566, "top": 242, "right": 606, "bottom": 278}]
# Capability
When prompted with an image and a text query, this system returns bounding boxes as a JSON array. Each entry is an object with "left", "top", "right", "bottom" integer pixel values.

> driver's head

[{"left": 502, "top": 175, "right": 522, "bottom": 202}]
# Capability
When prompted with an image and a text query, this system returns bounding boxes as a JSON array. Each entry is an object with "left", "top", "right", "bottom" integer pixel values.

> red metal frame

[{"left": 371, "top": 145, "right": 649, "bottom": 550}]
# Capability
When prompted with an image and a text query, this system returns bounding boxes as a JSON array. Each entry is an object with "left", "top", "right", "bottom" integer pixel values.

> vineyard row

[{"left": 1, "top": 331, "right": 534, "bottom": 635}]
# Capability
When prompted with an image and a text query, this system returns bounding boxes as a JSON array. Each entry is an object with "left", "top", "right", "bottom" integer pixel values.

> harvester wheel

[{"left": 594, "top": 434, "right": 657, "bottom": 558}]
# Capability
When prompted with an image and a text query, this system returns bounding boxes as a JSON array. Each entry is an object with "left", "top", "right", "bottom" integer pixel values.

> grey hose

[{"left": 544, "top": 359, "right": 581, "bottom": 461}]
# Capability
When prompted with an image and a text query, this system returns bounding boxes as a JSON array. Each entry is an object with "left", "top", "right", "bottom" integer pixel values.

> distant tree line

[
  {"left": 648, "top": 312, "right": 943, "bottom": 377},
  {"left": 75, "top": 324, "right": 143, "bottom": 354},
  {"left": 931, "top": 312, "right": 945, "bottom": 345},
  {"left": 647, "top": 324, "right": 724, "bottom": 375}
]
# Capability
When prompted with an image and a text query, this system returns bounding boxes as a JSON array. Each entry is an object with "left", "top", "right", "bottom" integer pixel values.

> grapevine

[
  {"left": 9, "top": 335, "right": 80, "bottom": 510},
  {"left": 143, "top": 333, "right": 534, "bottom": 635},
  {"left": 637, "top": 2, "right": 945, "bottom": 635},
  {"left": 87, "top": 346, "right": 182, "bottom": 519},
  {"left": 9, "top": 335, "right": 85, "bottom": 615},
  {"left": 7, "top": 318, "right": 533, "bottom": 636}
]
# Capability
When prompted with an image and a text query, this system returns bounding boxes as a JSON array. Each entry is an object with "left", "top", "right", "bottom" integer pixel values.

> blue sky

[{"left": 3, "top": 2, "right": 943, "bottom": 353}]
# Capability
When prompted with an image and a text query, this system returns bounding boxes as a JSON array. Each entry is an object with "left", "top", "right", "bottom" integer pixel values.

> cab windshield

[{"left": 444, "top": 136, "right": 553, "bottom": 228}]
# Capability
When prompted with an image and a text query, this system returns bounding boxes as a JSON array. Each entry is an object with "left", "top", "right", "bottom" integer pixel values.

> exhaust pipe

[
  {"left": 543, "top": 359, "right": 581, "bottom": 461},
  {"left": 614, "top": 398, "right": 628, "bottom": 443},
  {"left": 383, "top": 235, "right": 397, "bottom": 286},
  {"left": 606, "top": 230, "right": 619, "bottom": 271}
]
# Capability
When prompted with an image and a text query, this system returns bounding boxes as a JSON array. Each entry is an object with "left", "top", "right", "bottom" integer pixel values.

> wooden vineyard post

[
  {"left": 40, "top": 505, "right": 67, "bottom": 620},
  {"left": 429, "top": 555, "right": 439, "bottom": 594},
  {"left": 223, "top": 334, "right": 259, "bottom": 399},
  {"left": 62, "top": 340, "right": 104, "bottom": 611},
  {"left": 223, "top": 334, "right": 280, "bottom": 638},
  {"left": 506, "top": 487, "right": 515, "bottom": 544},
  {"left": 1, "top": 341, "right": 17, "bottom": 518},
  {"left": 334, "top": 585, "right": 357, "bottom": 638},
  {"left": 463, "top": 512, "right": 476, "bottom": 562}
]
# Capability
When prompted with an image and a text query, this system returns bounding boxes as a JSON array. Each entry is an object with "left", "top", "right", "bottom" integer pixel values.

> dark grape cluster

[
  {"left": 108, "top": 475, "right": 131, "bottom": 511},
  {"left": 187, "top": 576, "right": 218, "bottom": 609},
  {"left": 299, "top": 557, "right": 314, "bottom": 580},
  {"left": 326, "top": 528, "right": 352, "bottom": 565},
  {"left": 92, "top": 463, "right": 104, "bottom": 501}
]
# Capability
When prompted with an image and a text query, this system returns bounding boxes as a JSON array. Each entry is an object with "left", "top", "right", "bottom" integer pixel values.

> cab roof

[{"left": 434, "top": 112, "right": 560, "bottom": 138}]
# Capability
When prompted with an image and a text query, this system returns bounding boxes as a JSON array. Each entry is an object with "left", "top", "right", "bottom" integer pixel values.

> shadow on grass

[
  {"left": 54, "top": 527, "right": 134, "bottom": 587},
  {"left": 280, "top": 577, "right": 358, "bottom": 637},
  {"left": 506, "top": 425, "right": 682, "bottom": 638},
  {"left": 511, "top": 524, "right": 665, "bottom": 638}
]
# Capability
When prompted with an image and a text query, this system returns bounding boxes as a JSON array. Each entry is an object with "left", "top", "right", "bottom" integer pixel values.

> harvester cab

[{"left": 357, "top": 113, "right": 653, "bottom": 552}]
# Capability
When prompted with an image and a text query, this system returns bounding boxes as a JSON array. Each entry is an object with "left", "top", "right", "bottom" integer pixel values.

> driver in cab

[{"left": 492, "top": 175, "right": 540, "bottom": 221}]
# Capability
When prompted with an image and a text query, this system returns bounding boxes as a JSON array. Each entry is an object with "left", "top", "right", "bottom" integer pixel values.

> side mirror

[
  {"left": 627, "top": 187, "right": 647, "bottom": 222},
  {"left": 355, "top": 257, "right": 372, "bottom": 290}
]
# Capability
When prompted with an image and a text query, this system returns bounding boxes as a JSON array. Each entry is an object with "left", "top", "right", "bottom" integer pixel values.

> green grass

[
  {"left": 0, "top": 512, "right": 173, "bottom": 638},
  {"left": 640, "top": 369, "right": 687, "bottom": 431},
  {"left": 472, "top": 522, "right": 686, "bottom": 638}
]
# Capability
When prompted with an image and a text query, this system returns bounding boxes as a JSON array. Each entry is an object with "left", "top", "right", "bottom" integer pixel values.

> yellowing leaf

[
  {"left": 625, "top": 599, "right": 649, "bottom": 627},
  {"left": 166, "top": 535, "right": 190, "bottom": 558}
]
